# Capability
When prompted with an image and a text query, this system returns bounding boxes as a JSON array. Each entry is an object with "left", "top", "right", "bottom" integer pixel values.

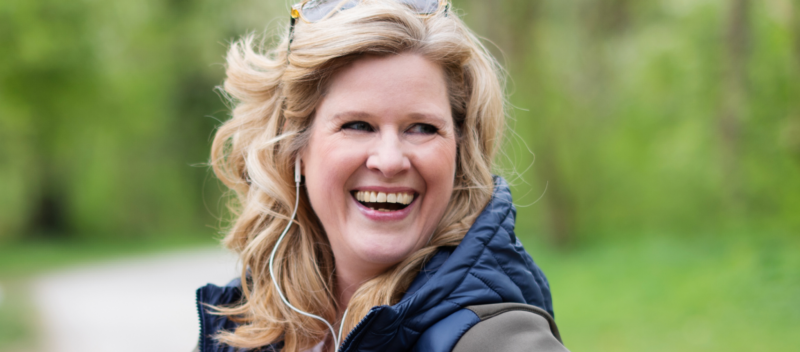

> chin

[{"left": 355, "top": 239, "right": 418, "bottom": 267}]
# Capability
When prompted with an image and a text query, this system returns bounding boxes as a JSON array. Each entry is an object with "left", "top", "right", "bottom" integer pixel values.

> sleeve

[{"left": 452, "top": 303, "right": 569, "bottom": 352}]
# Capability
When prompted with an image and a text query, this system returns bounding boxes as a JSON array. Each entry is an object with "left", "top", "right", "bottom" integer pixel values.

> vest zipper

[
  {"left": 337, "top": 308, "right": 378, "bottom": 352},
  {"left": 196, "top": 289, "right": 205, "bottom": 352}
]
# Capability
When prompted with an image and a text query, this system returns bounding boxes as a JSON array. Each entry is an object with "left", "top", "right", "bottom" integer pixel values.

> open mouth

[{"left": 352, "top": 190, "right": 416, "bottom": 212}]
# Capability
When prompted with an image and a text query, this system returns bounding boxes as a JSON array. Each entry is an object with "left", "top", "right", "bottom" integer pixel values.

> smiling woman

[{"left": 197, "top": 1, "right": 566, "bottom": 352}]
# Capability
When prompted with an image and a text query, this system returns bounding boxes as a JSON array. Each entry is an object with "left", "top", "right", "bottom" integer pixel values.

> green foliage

[
  {"left": 1, "top": 0, "right": 798, "bottom": 244},
  {"left": 453, "top": 0, "right": 800, "bottom": 243},
  {"left": 0, "top": 0, "right": 286, "bottom": 241}
]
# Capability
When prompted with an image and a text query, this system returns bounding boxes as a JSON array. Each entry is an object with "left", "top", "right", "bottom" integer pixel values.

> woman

[{"left": 197, "top": 1, "right": 566, "bottom": 351}]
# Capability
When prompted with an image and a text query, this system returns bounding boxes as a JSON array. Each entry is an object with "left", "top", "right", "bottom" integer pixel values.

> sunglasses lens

[
  {"left": 338, "top": 0, "right": 359, "bottom": 12},
  {"left": 301, "top": 0, "right": 346, "bottom": 22},
  {"left": 397, "top": 0, "right": 440, "bottom": 14}
]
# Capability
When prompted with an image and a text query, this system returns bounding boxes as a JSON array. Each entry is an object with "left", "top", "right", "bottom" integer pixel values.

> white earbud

[
  {"left": 269, "top": 157, "right": 347, "bottom": 348},
  {"left": 295, "top": 156, "right": 301, "bottom": 183}
]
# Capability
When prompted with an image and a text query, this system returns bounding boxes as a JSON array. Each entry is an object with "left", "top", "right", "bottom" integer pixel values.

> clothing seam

[
  {"left": 487, "top": 250, "right": 534, "bottom": 303},
  {"left": 452, "top": 309, "right": 481, "bottom": 352},
  {"left": 402, "top": 324, "right": 421, "bottom": 334},
  {"left": 478, "top": 306, "right": 549, "bottom": 321},
  {"left": 440, "top": 299, "right": 465, "bottom": 310},
  {"left": 468, "top": 272, "right": 503, "bottom": 300},
  {"left": 486, "top": 227, "right": 526, "bottom": 295}
]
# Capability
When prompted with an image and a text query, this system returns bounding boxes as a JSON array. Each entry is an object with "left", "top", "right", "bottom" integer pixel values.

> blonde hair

[{"left": 209, "top": 1, "right": 505, "bottom": 350}]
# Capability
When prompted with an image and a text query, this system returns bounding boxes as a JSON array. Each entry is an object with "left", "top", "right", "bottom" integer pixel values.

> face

[{"left": 301, "top": 53, "right": 457, "bottom": 279}]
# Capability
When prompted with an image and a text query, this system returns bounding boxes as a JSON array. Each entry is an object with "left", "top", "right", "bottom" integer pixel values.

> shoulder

[
  {"left": 453, "top": 303, "right": 568, "bottom": 352},
  {"left": 196, "top": 279, "right": 244, "bottom": 352},
  {"left": 414, "top": 303, "right": 568, "bottom": 352}
]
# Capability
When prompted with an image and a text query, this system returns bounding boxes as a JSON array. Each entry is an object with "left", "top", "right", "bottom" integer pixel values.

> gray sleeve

[{"left": 453, "top": 304, "right": 569, "bottom": 352}]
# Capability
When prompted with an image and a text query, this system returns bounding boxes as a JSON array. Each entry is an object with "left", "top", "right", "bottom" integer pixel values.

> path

[{"left": 32, "top": 248, "right": 240, "bottom": 352}]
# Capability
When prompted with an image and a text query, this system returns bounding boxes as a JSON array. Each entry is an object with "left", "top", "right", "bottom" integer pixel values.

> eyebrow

[
  {"left": 330, "top": 111, "right": 450, "bottom": 127},
  {"left": 330, "top": 111, "right": 374, "bottom": 123},
  {"left": 407, "top": 112, "right": 449, "bottom": 127}
]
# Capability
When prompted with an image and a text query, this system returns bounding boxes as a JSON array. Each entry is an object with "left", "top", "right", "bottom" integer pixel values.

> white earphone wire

[{"left": 268, "top": 159, "right": 348, "bottom": 350}]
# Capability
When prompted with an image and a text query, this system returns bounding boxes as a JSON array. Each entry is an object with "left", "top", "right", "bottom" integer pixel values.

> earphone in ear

[
  {"left": 268, "top": 156, "right": 347, "bottom": 348},
  {"left": 295, "top": 156, "right": 301, "bottom": 183}
]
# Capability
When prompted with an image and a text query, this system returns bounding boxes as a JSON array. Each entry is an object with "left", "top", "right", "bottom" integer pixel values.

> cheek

[
  {"left": 303, "top": 137, "right": 364, "bottom": 209},
  {"left": 431, "top": 138, "right": 458, "bottom": 180},
  {"left": 418, "top": 139, "right": 458, "bottom": 208}
]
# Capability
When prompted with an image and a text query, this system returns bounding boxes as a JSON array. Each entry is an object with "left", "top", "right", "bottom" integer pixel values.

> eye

[
  {"left": 342, "top": 121, "right": 373, "bottom": 132},
  {"left": 407, "top": 123, "right": 439, "bottom": 135}
]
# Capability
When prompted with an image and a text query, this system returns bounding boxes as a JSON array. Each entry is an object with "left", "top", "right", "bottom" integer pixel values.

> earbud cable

[{"left": 268, "top": 177, "right": 348, "bottom": 350}]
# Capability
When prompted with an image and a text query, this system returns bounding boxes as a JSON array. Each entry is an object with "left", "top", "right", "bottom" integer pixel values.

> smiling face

[{"left": 301, "top": 53, "right": 457, "bottom": 283}]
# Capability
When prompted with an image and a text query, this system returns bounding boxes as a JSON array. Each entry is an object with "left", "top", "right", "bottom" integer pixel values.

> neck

[
  {"left": 328, "top": 270, "right": 367, "bottom": 352},
  {"left": 334, "top": 260, "right": 387, "bottom": 313}
]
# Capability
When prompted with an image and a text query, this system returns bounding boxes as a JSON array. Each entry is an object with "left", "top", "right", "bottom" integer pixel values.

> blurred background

[{"left": 1, "top": 0, "right": 798, "bottom": 351}]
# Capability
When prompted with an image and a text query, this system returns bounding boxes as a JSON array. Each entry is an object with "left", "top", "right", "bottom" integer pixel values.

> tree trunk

[
  {"left": 461, "top": 0, "right": 539, "bottom": 61},
  {"left": 794, "top": 1, "right": 800, "bottom": 67},
  {"left": 718, "top": 0, "right": 750, "bottom": 208},
  {"left": 540, "top": 153, "right": 575, "bottom": 247}
]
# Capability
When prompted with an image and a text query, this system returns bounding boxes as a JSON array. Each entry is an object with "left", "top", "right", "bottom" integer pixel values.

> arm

[{"left": 453, "top": 303, "right": 569, "bottom": 352}]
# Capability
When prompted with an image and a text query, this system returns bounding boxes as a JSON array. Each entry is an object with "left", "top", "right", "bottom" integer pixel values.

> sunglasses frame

[{"left": 290, "top": 0, "right": 449, "bottom": 23}]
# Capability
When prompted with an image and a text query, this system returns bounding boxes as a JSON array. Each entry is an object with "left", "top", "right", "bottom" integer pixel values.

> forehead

[
  {"left": 329, "top": 53, "right": 445, "bottom": 86},
  {"left": 317, "top": 53, "right": 451, "bottom": 118}
]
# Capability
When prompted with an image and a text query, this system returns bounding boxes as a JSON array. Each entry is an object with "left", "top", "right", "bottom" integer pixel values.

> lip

[
  {"left": 351, "top": 187, "right": 418, "bottom": 222},
  {"left": 351, "top": 186, "right": 418, "bottom": 193}
]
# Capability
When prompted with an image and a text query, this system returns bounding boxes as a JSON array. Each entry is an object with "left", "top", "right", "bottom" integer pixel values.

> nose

[{"left": 365, "top": 131, "right": 410, "bottom": 178}]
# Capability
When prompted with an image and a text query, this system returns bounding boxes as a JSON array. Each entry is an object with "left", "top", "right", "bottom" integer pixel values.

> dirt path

[{"left": 32, "top": 248, "right": 240, "bottom": 352}]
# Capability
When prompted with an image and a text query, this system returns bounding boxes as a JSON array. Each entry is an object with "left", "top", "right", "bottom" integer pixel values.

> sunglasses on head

[
  {"left": 291, "top": 0, "right": 449, "bottom": 23},
  {"left": 286, "top": 0, "right": 449, "bottom": 55}
]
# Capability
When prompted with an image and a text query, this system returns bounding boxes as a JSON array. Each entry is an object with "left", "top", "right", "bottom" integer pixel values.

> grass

[
  {"left": 524, "top": 233, "right": 800, "bottom": 352},
  {"left": 0, "top": 281, "right": 36, "bottom": 352},
  {"left": 1, "top": 232, "right": 798, "bottom": 351}
]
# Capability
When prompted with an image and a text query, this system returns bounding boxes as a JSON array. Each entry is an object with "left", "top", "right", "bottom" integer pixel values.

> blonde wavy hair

[{"left": 209, "top": 1, "right": 506, "bottom": 350}]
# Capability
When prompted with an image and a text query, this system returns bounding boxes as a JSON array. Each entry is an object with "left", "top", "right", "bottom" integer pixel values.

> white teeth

[{"left": 355, "top": 191, "right": 414, "bottom": 205}]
